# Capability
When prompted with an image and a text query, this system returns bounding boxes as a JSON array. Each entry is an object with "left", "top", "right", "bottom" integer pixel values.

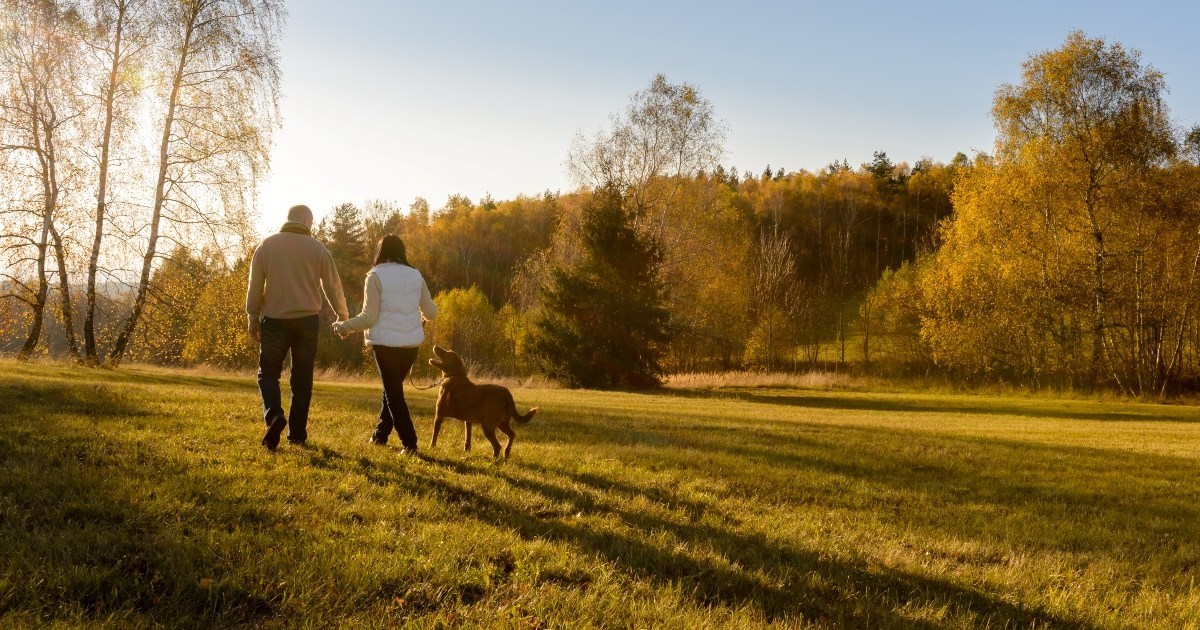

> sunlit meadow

[{"left": 2, "top": 358, "right": 1197, "bottom": 628}]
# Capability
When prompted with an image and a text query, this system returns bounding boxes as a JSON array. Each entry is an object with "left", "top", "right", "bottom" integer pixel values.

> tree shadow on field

[
  {"left": 537, "top": 406, "right": 1200, "bottom": 560},
  {"left": 724, "top": 427, "right": 1198, "bottom": 547},
  {"left": 657, "top": 387, "right": 1200, "bottom": 423},
  {"left": 0, "top": 378, "right": 290, "bottom": 627},
  {"left": 0, "top": 379, "right": 151, "bottom": 420},
  {"left": 0, "top": 362, "right": 260, "bottom": 392},
  {"left": 371, "top": 456, "right": 1086, "bottom": 628}
]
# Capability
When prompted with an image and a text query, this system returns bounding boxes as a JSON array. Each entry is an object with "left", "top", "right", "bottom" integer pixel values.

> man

[{"left": 246, "top": 205, "right": 349, "bottom": 451}]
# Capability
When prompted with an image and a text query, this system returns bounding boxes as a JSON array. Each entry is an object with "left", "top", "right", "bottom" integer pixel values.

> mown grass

[{"left": 1, "top": 358, "right": 1198, "bottom": 628}]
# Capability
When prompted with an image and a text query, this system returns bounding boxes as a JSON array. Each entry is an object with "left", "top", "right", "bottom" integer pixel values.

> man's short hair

[{"left": 287, "top": 204, "right": 313, "bottom": 223}]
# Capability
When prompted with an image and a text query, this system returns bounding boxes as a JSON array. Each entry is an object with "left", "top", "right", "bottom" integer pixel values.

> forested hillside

[{"left": 3, "top": 13, "right": 1198, "bottom": 393}]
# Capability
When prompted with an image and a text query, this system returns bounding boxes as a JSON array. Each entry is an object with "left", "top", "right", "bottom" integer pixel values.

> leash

[
  {"left": 406, "top": 322, "right": 444, "bottom": 391},
  {"left": 407, "top": 350, "right": 443, "bottom": 390},
  {"left": 408, "top": 373, "right": 444, "bottom": 391}
]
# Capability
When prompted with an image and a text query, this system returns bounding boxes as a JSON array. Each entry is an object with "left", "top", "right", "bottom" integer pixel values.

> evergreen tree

[
  {"left": 532, "top": 184, "right": 670, "bottom": 389},
  {"left": 315, "top": 203, "right": 369, "bottom": 368},
  {"left": 320, "top": 203, "right": 369, "bottom": 301}
]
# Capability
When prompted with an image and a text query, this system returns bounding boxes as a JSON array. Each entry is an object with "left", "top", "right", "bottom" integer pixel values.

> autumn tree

[
  {"left": 566, "top": 74, "right": 727, "bottom": 286},
  {"left": 126, "top": 246, "right": 214, "bottom": 364},
  {"left": 361, "top": 199, "right": 404, "bottom": 254},
  {"left": 565, "top": 75, "right": 742, "bottom": 371},
  {"left": 900, "top": 32, "right": 1200, "bottom": 392},
  {"left": 568, "top": 73, "right": 725, "bottom": 216},
  {"left": 0, "top": 0, "right": 84, "bottom": 360},
  {"left": 313, "top": 203, "right": 369, "bottom": 368},
  {"left": 744, "top": 226, "right": 803, "bottom": 370},
  {"left": 108, "top": 0, "right": 282, "bottom": 365},
  {"left": 428, "top": 286, "right": 502, "bottom": 373},
  {"left": 80, "top": 0, "right": 149, "bottom": 364},
  {"left": 991, "top": 31, "right": 1177, "bottom": 388},
  {"left": 181, "top": 254, "right": 257, "bottom": 367}
]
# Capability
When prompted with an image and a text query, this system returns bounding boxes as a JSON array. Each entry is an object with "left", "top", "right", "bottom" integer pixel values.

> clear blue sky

[{"left": 256, "top": 0, "right": 1200, "bottom": 232}]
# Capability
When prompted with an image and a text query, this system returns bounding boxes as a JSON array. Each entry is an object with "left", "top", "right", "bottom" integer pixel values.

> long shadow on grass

[
  {"left": 710, "top": 425, "right": 1199, "bottom": 542},
  {"left": 0, "top": 380, "right": 151, "bottom": 420},
  {"left": 537, "top": 410, "right": 1200, "bottom": 561},
  {"left": 0, "top": 378, "right": 284, "bottom": 627},
  {"left": 657, "top": 387, "right": 1199, "bottom": 423},
  {"left": 0, "top": 362, "right": 260, "bottom": 392},
  {"left": 378, "top": 455, "right": 1085, "bottom": 628}
]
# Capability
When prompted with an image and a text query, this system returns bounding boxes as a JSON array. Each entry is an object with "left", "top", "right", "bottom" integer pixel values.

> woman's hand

[{"left": 332, "top": 321, "right": 350, "bottom": 339}]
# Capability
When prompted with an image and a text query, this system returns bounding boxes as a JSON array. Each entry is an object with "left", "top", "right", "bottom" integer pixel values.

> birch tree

[
  {"left": 79, "top": 0, "right": 149, "bottom": 363},
  {"left": 991, "top": 31, "right": 1176, "bottom": 389},
  {"left": 107, "top": 0, "right": 282, "bottom": 365},
  {"left": 0, "top": 0, "right": 84, "bottom": 360}
]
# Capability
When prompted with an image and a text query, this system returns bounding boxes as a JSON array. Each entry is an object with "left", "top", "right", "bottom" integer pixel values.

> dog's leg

[
  {"left": 431, "top": 414, "right": 444, "bottom": 448},
  {"left": 431, "top": 396, "right": 444, "bottom": 448},
  {"left": 482, "top": 425, "right": 502, "bottom": 458},
  {"left": 464, "top": 422, "right": 472, "bottom": 452},
  {"left": 499, "top": 420, "right": 515, "bottom": 458}
]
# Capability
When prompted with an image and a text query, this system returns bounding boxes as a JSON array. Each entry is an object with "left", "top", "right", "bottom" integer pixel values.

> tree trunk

[
  {"left": 86, "top": 0, "right": 128, "bottom": 365},
  {"left": 1163, "top": 227, "right": 1200, "bottom": 396},
  {"left": 17, "top": 227, "right": 50, "bottom": 360},
  {"left": 861, "top": 295, "right": 872, "bottom": 374},
  {"left": 49, "top": 223, "right": 79, "bottom": 360},
  {"left": 18, "top": 81, "right": 57, "bottom": 360},
  {"left": 1090, "top": 230, "right": 1115, "bottom": 392},
  {"left": 108, "top": 11, "right": 195, "bottom": 365}
]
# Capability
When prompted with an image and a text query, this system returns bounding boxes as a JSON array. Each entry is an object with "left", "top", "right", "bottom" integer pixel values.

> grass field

[{"left": 1, "top": 358, "right": 1198, "bottom": 628}]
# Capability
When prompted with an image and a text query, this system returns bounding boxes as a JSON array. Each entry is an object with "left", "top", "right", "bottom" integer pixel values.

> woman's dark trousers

[
  {"left": 257, "top": 315, "right": 319, "bottom": 444},
  {"left": 371, "top": 345, "right": 420, "bottom": 449}
]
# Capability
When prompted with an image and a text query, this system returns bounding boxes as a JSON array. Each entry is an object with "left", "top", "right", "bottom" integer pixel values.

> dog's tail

[{"left": 508, "top": 392, "right": 537, "bottom": 424}]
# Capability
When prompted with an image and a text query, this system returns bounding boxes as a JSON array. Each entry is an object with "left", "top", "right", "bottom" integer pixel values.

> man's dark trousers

[{"left": 258, "top": 315, "right": 319, "bottom": 444}]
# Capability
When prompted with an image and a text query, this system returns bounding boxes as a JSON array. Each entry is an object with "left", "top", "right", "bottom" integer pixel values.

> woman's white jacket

[{"left": 340, "top": 263, "right": 437, "bottom": 347}]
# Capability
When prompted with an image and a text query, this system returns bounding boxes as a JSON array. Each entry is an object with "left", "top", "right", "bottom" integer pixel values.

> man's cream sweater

[{"left": 245, "top": 223, "right": 349, "bottom": 327}]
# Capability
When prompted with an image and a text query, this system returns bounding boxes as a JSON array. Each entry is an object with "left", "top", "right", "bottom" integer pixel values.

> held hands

[{"left": 331, "top": 320, "right": 351, "bottom": 339}]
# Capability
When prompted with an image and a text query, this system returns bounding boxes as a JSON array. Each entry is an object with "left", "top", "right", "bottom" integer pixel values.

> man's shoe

[
  {"left": 368, "top": 437, "right": 387, "bottom": 446},
  {"left": 262, "top": 416, "right": 287, "bottom": 452}
]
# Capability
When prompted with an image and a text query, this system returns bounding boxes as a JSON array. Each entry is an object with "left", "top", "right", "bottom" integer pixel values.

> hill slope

[{"left": 1, "top": 359, "right": 1198, "bottom": 628}]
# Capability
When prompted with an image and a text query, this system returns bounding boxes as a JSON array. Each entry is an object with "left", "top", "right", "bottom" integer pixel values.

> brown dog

[{"left": 427, "top": 345, "right": 537, "bottom": 458}]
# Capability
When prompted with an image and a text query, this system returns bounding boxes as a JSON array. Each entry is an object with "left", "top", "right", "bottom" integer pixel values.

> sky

[{"left": 255, "top": 0, "right": 1200, "bottom": 233}]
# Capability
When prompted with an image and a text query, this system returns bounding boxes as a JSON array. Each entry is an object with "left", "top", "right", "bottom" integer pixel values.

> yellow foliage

[
  {"left": 428, "top": 286, "right": 501, "bottom": 372},
  {"left": 182, "top": 259, "right": 257, "bottom": 368}
]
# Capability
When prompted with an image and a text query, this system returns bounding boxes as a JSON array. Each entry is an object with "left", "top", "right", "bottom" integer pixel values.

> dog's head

[{"left": 428, "top": 345, "right": 467, "bottom": 377}]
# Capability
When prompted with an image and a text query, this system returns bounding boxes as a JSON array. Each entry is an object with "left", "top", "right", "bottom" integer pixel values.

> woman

[{"left": 333, "top": 235, "right": 437, "bottom": 452}]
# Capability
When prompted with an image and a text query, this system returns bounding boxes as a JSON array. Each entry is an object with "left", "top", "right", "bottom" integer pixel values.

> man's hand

[
  {"left": 332, "top": 320, "right": 350, "bottom": 340},
  {"left": 247, "top": 323, "right": 261, "bottom": 342}
]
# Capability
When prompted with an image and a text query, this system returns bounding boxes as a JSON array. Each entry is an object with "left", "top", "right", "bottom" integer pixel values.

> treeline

[
  {"left": 6, "top": 26, "right": 1200, "bottom": 395},
  {"left": 43, "top": 151, "right": 951, "bottom": 379},
  {"left": 870, "top": 34, "right": 1200, "bottom": 395}
]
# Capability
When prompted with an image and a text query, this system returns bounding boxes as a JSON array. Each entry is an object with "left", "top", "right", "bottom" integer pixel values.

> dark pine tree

[
  {"left": 533, "top": 184, "right": 670, "bottom": 389},
  {"left": 320, "top": 203, "right": 369, "bottom": 301},
  {"left": 315, "top": 203, "right": 369, "bottom": 368}
]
